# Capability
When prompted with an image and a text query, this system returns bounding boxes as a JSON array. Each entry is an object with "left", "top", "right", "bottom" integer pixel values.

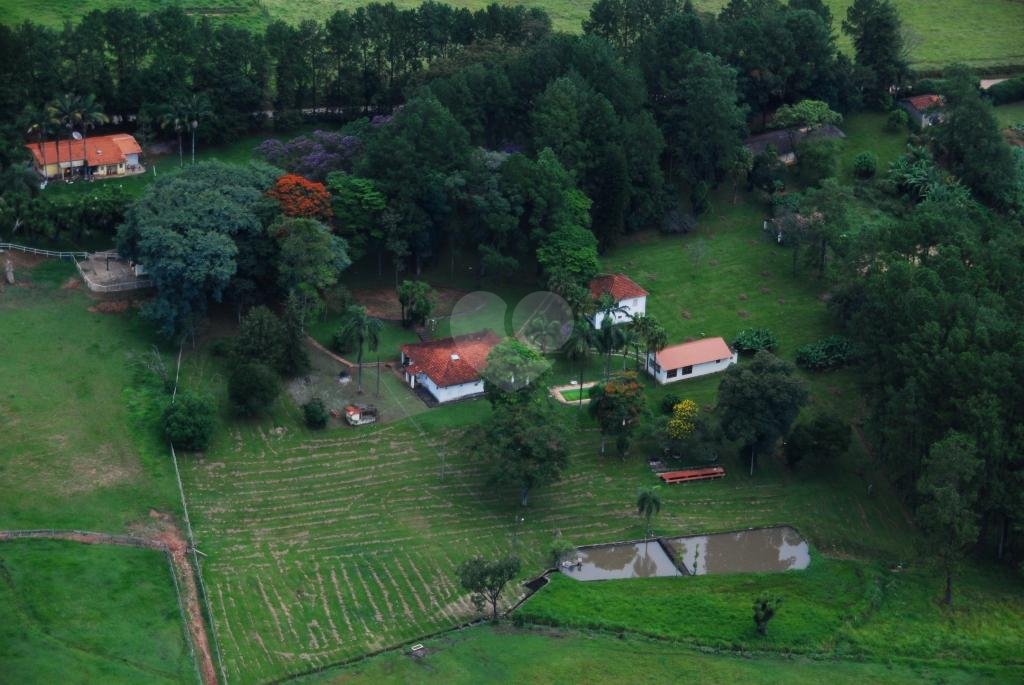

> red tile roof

[
  {"left": 401, "top": 330, "right": 501, "bottom": 388},
  {"left": 655, "top": 337, "right": 734, "bottom": 369},
  {"left": 905, "top": 94, "right": 943, "bottom": 111},
  {"left": 25, "top": 134, "right": 141, "bottom": 167},
  {"left": 588, "top": 273, "right": 648, "bottom": 302}
]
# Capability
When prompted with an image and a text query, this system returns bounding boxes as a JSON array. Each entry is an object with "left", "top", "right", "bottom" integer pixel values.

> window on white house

[
  {"left": 667, "top": 368, "right": 678, "bottom": 378},
  {"left": 681, "top": 365, "right": 693, "bottom": 375}
]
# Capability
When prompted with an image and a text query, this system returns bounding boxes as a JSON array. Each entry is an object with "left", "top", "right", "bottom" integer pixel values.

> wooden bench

[{"left": 658, "top": 466, "right": 726, "bottom": 484}]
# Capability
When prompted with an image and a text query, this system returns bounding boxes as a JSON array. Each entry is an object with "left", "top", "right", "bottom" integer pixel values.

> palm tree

[
  {"left": 594, "top": 313, "right": 625, "bottom": 380},
  {"left": 630, "top": 314, "right": 667, "bottom": 373},
  {"left": 25, "top": 105, "right": 51, "bottom": 182},
  {"left": 183, "top": 93, "right": 212, "bottom": 165},
  {"left": 564, "top": 317, "right": 595, "bottom": 408},
  {"left": 525, "top": 315, "right": 562, "bottom": 354},
  {"left": 335, "top": 305, "right": 383, "bottom": 392},
  {"left": 50, "top": 94, "right": 82, "bottom": 181},
  {"left": 76, "top": 94, "right": 109, "bottom": 180},
  {"left": 160, "top": 99, "right": 188, "bottom": 168},
  {"left": 636, "top": 486, "right": 662, "bottom": 541}
]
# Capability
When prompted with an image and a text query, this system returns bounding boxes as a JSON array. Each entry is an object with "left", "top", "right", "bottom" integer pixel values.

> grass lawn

[
  {"left": 0, "top": 539, "right": 194, "bottom": 684},
  {"left": 3, "top": 0, "right": 1024, "bottom": 70},
  {"left": 837, "top": 112, "right": 909, "bottom": 182},
  {"left": 0, "top": 260, "right": 181, "bottom": 531},
  {"left": 559, "top": 387, "right": 588, "bottom": 402},
  {"left": 994, "top": 101, "right": 1024, "bottom": 128},
  {"left": 304, "top": 624, "right": 1022, "bottom": 684},
  {"left": 520, "top": 559, "right": 1024, "bottom": 667}
]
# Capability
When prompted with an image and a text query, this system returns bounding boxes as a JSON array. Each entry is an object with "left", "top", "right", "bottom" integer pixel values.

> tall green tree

[
  {"left": 456, "top": 555, "right": 521, "bottom": 619},
  {"left": 333, "top": 304, "right": 383, "bottom": 392},
  {"left": 718, "top": 351, "right": 808, "bottom": 474},
  {"left": 396, "top": 279, "right": 434, "bottom": 328},
  {"left": 588, "top": 371, "right": 646, "bottom": 456},
  {"left": 915, "top": 432, "right": 982, "bottom": 606},
  {"left": 483, "top": 338, "right": 550, "bottom": 407},
  {"left": 234, "top": 305, "right": 288, "bottom": 373},
  {"left": 476, "top": 400, "right": 569, "bottom": 506},
  {"left": 564, "top": 317, "right": 595, "bottom": 408},
  {"left": 842, "top": 0, "right": 907, "bottom": 106},
  {"left": 935, "top": 65, "right": 1019, "bottom": 209}
]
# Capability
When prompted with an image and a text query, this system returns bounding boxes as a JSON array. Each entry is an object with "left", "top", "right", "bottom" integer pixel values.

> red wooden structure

[{"left": 658, "top": 466, "right": 726, "bottom": 484}]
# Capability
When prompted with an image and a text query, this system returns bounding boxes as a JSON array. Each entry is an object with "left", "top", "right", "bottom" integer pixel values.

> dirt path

[{"left": 0, "top": 524, "right": 218, "bottom": 685}]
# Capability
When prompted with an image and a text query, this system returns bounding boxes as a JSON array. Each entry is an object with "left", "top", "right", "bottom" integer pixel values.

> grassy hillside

[
  {"left": 0, "top": 539, "right": 194, "bottom": 683},
  {"left": 1, "top": 0, "right": 1023, "bottom": 70}
]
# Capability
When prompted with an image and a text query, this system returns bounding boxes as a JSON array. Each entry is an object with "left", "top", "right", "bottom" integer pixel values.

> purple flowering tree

[{"left": 255, "top": 130, "right": 362, "bottom": 180}]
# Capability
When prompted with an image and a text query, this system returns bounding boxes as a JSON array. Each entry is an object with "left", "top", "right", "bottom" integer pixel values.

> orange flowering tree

[{"left": 267, "top": 174, "right": 333, "bottom": 221}]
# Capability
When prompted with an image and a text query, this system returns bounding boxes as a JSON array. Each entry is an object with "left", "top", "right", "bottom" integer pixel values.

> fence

[
  {"left": 0, "top": 242, "right": 87, "bottom": 260},
  {"left": 73, "top": 254, "right": 152, "bottom": 293}
]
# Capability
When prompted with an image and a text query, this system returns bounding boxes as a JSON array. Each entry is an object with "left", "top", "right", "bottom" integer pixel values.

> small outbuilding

[
  {"left": 647, "top": 337, "right": 738, "bottom": 384},
  {"left": 899, "top": 94, "right": 944, "bottom": 128},
  {"left": 589, "top": 273, "right": 648, "bottom": 329},
  {"left": 400, "top": 330, "right": 500, "bottom": 404},
  {"left": 743, "top": 124, "right": 846, "bottom": 165},
  {"left": 25, "top": 133, "right": 143, "bottom": 181}
]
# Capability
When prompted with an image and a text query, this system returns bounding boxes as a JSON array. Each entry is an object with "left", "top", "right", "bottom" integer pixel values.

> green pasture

[
  {"left": 307, "top": 624, "right": 1023, "bottom": 684},
  {"left": 0, "top": 539, "right": 194, "bottom": 684},
  {"left": 0, "top": 260, "right": 180, "bottom": 531}
]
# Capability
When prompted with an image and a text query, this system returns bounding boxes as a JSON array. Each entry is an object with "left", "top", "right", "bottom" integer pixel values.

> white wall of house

[
  {"left": 593, "top": 295, "right": 647, "bottom": 329},
  {"left": 419, "top": 374, "right": 485, "bottom": 403},
  {"left": 646, "top": 351, "right": 738, "bottom": 385}
]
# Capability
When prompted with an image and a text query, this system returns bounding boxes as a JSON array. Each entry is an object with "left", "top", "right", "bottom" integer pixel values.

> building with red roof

[
  {"left": 899, "top": 94, "right": 944, "bottom": 128},
  {"left": 588, "top": 273, "right": 648, "bottom": 329},
  {"left": 647, "top": 337, "right": 738, "bottom": 384},
  {"left": 25, "top": 133, "right": 143, "bottom": 181},
  {"left": 400, "top": 330, "right": 501, "bottom": 403}
]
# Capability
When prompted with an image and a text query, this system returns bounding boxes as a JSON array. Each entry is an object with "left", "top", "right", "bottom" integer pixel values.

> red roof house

[
  {"left": 899, "top": 94, "right": 944, "bottom": 128},
  {"left": 588, "top": 274, "right": 648, "bottom": 329},
  {"left": 25, "top": 134, "right": 143, "bottom": 180},
  {"left": 400, "top": 330, "right": 501, "bottom": 403},
  {"left": 647, "top": 337, "right": 738, "bottom": 384}
]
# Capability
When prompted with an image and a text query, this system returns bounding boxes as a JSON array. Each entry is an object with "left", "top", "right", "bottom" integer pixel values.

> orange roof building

[
  {"left": 588, "top": 273, "right": 648, "bottom": 329},
  {"left": 400, "top": 330, "right": 501, "bottom": 403},
  {"left": 899, "top": 94, "right": 944, "bottom": 128},
  {"left": 647, "top": 337, "right": 738, "bottom": 384},
  {"left": 25, "top": 133, "right": 143, "bottom": 180}
]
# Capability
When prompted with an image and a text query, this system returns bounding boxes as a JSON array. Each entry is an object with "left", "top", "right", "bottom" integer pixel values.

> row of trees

[{"left": 0, "top": 3, "right": 552, "bottom": 157}]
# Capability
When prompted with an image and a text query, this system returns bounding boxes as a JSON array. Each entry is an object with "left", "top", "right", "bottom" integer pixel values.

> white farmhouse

[
  {"left": 589, "top": 273, "right": 648, "bottom": 329},
  {"left": 400, "top": 330, "right": 500, "bottom": 404},
  {"left": 647, "top": 337, "right": 738, "bottom": 384}
]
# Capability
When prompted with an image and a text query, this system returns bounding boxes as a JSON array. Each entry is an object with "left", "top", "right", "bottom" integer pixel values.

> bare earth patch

[
  {"left": 63, "top": 443, "right": 141, "bottom": 495},
  {"left": 61, "top": 277, "right": 81, "bottom": 290},
  {"left": 350, "top": 286, "right": 470, "bottom": 320}
]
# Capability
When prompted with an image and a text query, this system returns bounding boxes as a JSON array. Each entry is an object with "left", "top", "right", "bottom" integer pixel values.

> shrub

[
  {"left": 660, "top": 393, "right": 682, "bottom": 415},
  {"left": 786, "top": 413, "right": 851, "bottom": 469},
  {"left": 303, "top": 398, "right": 329, "bottom": 429},
  {"left": 885, "top": 109, "right": 908, "bottom": 133},
  {"left": 986, "top": 77, "right": 1024, "bottom": 106},
  {"left": 732, "top": 328, "right": 777, "bottom": 353},
  {"left": 233, "top": 306, "right": 287, "bottom": 372},
  {"left": 228, "top": 362, "right": 280, "bottom": 417},
  {"left": 162, "top": 391, "right": 215, "bottom": 451},
  {"left": 660, "top": 207, "right": 697, "bottom": 235},
  {"left": 852, "top": 151, "right": 877, "bottom": 179},
  {"left": 795, "top": 335, "right": 856, "bottom": 371},
  {"left": 795, "top": 138, "right": 840, "bottom": 186}
]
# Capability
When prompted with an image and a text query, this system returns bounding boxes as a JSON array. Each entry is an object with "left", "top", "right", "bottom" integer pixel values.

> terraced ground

[{"left": 180, "top": 365, "right": 911, "bottom": 681}]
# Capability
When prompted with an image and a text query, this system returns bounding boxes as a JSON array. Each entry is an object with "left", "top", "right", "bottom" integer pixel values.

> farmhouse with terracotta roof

[
  {"left": 25, "top": 133, "right": 143, "bottom": 181},
  {"left": 899, "top": 94, "right": 944, "bottom": 128},
  {"left": 647, "top": 337, "right": 738, "bottom": 384},
  {"left": 400, "top": 330, "right": 501, "bottom": 404},
  {"left": 589, "top": 273, "right": 648, "bottom": 329}
]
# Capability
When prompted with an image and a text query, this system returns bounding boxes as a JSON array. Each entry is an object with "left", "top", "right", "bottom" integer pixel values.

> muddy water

[
  {"left": 560, "top": 541, "right": 682, "bottom": 581},
  {"left": 668, "top": 526, "right": 809, "bottom": 575}
]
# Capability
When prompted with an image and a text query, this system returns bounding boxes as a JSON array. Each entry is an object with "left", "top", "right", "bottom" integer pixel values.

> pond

[
  {"left": 667, "top": 526, "right": 810, "bottom": 575},
  {"left": 559, "top": 526, "right": 809, "bottom": 581},
  {"left": 560, "top": 540, "right": 682, "bottom": 581}
]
